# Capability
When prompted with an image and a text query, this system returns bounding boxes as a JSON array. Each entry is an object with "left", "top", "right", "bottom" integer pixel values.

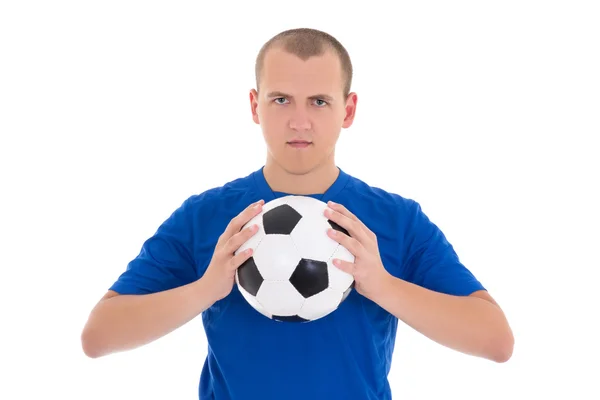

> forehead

[{"left": 260, "top": 48, "right": 344, "bottom": 97}]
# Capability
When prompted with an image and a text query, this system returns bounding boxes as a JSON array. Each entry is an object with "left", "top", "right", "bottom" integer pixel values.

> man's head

[{"left": 250, "top": 28, "right": 358, "bottom": 176}]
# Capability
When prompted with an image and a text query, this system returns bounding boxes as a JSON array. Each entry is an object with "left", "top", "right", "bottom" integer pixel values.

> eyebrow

[{"left": 266, "top": 91, "right": 334, "bottom": 102}]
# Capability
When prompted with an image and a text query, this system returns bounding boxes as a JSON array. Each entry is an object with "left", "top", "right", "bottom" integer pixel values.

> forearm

[
  {"left": 81, "top": 277, "right": 218, "bottom": 358},
  {"left": 373, "top": 275, "right": 513, "bottom": 362}
]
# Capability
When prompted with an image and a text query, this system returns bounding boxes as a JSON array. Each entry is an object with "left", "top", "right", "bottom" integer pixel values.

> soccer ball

[{"left": 234, "top": 195, "right": 355, "bottom": 322}]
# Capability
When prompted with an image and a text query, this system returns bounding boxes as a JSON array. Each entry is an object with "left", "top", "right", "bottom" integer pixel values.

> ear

[
  {"left": 249, "top": 89, "right": 260, "bottom": 125},
  {"left": 342, "top": 92, "right": 358, "bottom": 129}
]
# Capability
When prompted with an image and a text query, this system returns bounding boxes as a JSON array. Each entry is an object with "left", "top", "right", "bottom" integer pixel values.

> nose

[{"left": 289, "top": 109, "right": 312, "bottom": 131}]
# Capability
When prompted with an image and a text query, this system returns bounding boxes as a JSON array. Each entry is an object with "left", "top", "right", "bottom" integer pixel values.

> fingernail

[{"left": 328, "top": 228, "right": 336, "bottom": 236}]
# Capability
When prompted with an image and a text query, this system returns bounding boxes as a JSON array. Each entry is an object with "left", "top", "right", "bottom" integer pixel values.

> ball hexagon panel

[
  {"left": 284, "top": 195, "right": 350, "bottom": 237},
  {"left": 253, "top": 234, "right": 302, "bottom": 281},
  {"left": 283, "top": 195, "right": 328, "bottom": 221},
  {"left": 289, "top": 215, "right": 339, "bottom": 262},
  {"left": 256, "top": 280, "right": 305, "bottom": 317},
  {"left": 238, "top": 283, "right": 272, "bottom": 319},
  {"left": 297, "top": 287, "right": 343, "bottom": 321},
  {"left": 326, "top": 245, "right": 355, "bottom": 292}
]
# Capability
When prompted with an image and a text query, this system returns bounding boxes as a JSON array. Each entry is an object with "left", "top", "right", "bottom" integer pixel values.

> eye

[
  {"left": 314, "top": 99, "right": 328, "bottom": 107},
  {"left": 274, "top": 97, "right": 288, "bottom": 104}
]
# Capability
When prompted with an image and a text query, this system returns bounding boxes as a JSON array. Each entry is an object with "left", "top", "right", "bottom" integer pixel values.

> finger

[
  {"left": 332, "top": 257, "right": 355, "bottom": 275},
  {"left": 327, "top": 201, "right": 358, "bottom": 221},
  {"left": 327, "top": 227, "right": 362, "bottom": 256},
  {"left": 224, "top": 223, "right": 259, "bottom": 255},
  {"left": 229, "top": 247, "right": 254, "bottom": 270},
  {"left": 222, "top": 200, "right": 264, "bottom": 239},
  {"left": 328, "top": 201, "right": 374, "bottom": 235},
  {"left": 324, "top": 207, "right": 365, "bottom": 242}
]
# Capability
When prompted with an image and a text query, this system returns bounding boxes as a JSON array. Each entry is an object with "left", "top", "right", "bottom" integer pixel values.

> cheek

[
  {"left": 259, "top": 114, "right": 285, "bottom": 147},
  {"left": 260, "top": 106, "right": 281, "bottom": 124},
  {"left": 322, "top": 119, "right": 342, "bottom": 142}
]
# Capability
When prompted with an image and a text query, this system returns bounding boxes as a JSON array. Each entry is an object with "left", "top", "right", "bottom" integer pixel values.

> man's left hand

[{"left": 324, "top": 201, "right": 392, "bottom": 301}]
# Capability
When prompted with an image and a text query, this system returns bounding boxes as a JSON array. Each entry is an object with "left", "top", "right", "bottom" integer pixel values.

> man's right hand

[
  {"left": 81, "top": 199, "right": 265, "bottom": 358},
  {"left": 201, "top": 199, "right": 264, "bottom": 302}
]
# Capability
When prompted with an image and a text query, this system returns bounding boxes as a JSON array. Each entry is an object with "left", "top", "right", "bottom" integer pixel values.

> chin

[
  {"left": 282, "top": 164, "right": 315, "bottom": 176},
  {"left": 267, "top": 146, "right": 333, "bottom": 176},
  {"left": 278, "top": 159, "right": 320, "bottom": 176}
]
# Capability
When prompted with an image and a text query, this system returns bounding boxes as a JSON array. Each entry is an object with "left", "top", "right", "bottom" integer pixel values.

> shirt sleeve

[
  {"left": 402, "top": 201, "right": 485, "bottom": 296},
  {"left": 109, "top": 197, "right": 198, "bottom": 295}
]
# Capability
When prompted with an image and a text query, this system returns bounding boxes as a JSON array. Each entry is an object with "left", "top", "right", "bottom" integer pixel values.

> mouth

[{"left": 287, "top": 140, "right": 312, "bottom": 149}]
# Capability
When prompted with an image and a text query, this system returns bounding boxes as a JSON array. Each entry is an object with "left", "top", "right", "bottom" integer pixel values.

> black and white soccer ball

[{"left": 234, "top": 195, "right": 355, "bottom": 322}]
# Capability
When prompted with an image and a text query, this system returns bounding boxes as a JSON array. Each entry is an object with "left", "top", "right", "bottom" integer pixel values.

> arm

[
  {"left": 324, "top": 200, "right": 514, "bottom": 363},
  {"left": 372, "top": 278, "right": 514, "bottom": 362},
  {"left": 81, "top": 277, "right": 219, "bottom": 358},
  {"left": 81, "top": 198, "right": 263, "bottom": 358},
  {"left": 80, "top": 197, "right": 200, "bottom": 358}
]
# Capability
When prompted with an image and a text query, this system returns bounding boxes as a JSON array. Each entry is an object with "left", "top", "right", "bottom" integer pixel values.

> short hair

[{"left": 255, "top": 28, "right": 353, "bottom": 99}]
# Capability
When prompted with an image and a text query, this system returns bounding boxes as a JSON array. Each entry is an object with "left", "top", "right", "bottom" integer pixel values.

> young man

[{"left": 81, "top": 28, "right": 514, "bottom": 399}]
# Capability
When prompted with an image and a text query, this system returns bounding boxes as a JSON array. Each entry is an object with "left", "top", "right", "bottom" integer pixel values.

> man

[{"left": 81, "top": 28, "right": 514, "bottom": 399}]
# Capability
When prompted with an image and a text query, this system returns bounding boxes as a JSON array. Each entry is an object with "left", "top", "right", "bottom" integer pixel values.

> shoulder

[
  {"left": 341, "top": 172, "right": 422, "bottom": 224},
  {"left": 172, "top": 171, "right": 260, "bottom": 240},
  {"left": 183, "top": 170, "right": 258, "bottom": 213}
]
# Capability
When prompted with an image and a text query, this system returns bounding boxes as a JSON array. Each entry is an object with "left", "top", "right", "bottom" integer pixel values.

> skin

[
  {"left": 81, "top": 45, "right": 514, "bottom": 364},
  {"left": 249, "top": 46, "right": 357, "bottom": 195}
]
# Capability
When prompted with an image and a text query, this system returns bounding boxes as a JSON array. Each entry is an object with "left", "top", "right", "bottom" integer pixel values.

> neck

[{"left": 263, "top": 158, "right": 339, "bottom": 195}]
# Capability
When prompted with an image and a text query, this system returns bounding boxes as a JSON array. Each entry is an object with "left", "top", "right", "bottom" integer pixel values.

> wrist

[
  {"left": 193, "top": 275, "right": 221, "bottom": 308},
  {"left": 370, "top": 272, "right": 401, "bottom": 306}
]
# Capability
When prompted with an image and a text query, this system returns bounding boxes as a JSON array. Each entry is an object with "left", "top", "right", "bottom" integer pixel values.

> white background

[{"left": 1, "top": 1, "right": 599, "bottom": 399}]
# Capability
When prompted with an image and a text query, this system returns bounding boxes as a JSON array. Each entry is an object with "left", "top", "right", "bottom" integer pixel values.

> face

[{"left": 250, "top": 47, "right": 357, "bottom": 175}]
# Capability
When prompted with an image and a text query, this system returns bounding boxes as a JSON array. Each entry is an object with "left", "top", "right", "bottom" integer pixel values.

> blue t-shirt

[{"left": 109, "top": 166, "right": 485, "bottom": 400}]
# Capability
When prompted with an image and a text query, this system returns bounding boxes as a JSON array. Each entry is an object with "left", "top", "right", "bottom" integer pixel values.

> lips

[{"left": 287, "top": 140, "right": 312, "bottom": 148}]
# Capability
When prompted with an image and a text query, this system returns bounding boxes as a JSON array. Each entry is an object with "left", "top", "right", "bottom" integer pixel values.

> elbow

[
  {"left": 490, "top": 328, "right": 514, "bottom": 363},
  {"left": 81, "top": 326, "right": 106, "bottom": 359}
]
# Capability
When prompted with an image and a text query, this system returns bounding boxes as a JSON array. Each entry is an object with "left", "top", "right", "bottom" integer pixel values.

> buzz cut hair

[{"left": 255, "top": 28, "right": 353, "bottom": 99}]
